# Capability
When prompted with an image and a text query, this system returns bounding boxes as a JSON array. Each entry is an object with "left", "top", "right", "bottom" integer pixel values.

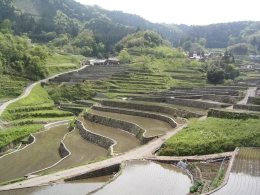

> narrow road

[
  {"left": 0, "top": 65, "right": 88, "bottom": 116},
  {"left": 226, "top": 87, "right": 257, "bottom": 109},
  {"left": 237, "top": 87, "right": 256, "bottom": 105},
  {"left": 0, "top": 124, "right": 187, "bottom": 191}
]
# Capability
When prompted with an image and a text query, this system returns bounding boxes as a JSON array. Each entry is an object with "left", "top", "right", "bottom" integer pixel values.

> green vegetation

[
  {"left": 0, "top": 124, "right": 43, "bottom": 149},
  {"left": 44, "top": 82, "right": 96, "bottom": 102},
  {"left": 159, "top": 117, "right": 260, "bottom": 156},
  {"left": 1, "top": 83, "right": 74, "bottom": 122},
  {"left": 0, "top": 177, "right": 26, "bottom": 187},
  {"left": 190, "top": 180, "right": 203, "bottom": 193},
  {"left": 212, "top": 168, "right": 226, "bottom": 189}
]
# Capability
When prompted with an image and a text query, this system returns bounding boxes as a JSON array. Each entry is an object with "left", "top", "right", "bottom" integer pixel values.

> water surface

[
  {"left": 94, "top": 160, "right": 192, "bottom": 195},
  {"left": 88, "top": 109, "right": 173, "bottom": 137},
  {"left": 213, "top": 148, "right": 260, "bottom": 195}
]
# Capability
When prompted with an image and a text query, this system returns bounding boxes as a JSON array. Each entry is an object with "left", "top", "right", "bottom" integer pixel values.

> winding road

[{"left": 0, "top": 65, "right": 87, "bottom": 117}]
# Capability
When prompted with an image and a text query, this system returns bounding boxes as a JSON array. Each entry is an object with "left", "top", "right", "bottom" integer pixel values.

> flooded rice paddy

[
  {"left": 39, "top": 128, "right": 108, "bottom": 175},
  {"left": 0, "top": 161, "right": 191, "bottom": 195},
  {"left": 213, "top": 148, "right": 260, "bottom": 195},
  {"left": 93, "top": 160, "right": 192, "bottom": 195},
  {"left": 81, "top": 119, "right": 141, "bottom": 153},
  {"left": 0, "top": 176, "right": 112, "bottom": 195},
  {"left": 88, "top": 109, "right": 173, "bottom": 137},
  {"left": 0, "top": 124, "right": 68, "bottom": 183}
]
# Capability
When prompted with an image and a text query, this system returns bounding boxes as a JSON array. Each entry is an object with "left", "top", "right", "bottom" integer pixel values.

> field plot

[
  {"left": 87, "top": 109, "right": 173, "bottom": 137},
  {"left": 0, "top": 124, "right": 68, "bottom": 183},
  {"left": 93, "top": 160, "right": 191, "bottom": 195},
  {"left": 213, "top": 148, "right": 260, "bottom": 195},
  {"left": 40, "top": 128, "right": 108, "bottom": 175},
  {"left": 81, "top": 118, "right": 141, "bottom": 154}
]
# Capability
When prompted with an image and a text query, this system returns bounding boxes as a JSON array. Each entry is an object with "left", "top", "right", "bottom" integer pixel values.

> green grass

[
  {"left": 159, "top": 117, "right": 260, "bottom": 156},
  {"left": 1, "top": 84, "right": 54, "bottom": 121},
  {"left": 0, "top": 124, "right": 43, "bottom": 149}
]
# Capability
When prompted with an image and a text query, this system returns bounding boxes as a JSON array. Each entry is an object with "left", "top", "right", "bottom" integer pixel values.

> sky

[{"left": 74, "top": 0, "right": 259, "bottom": 25}]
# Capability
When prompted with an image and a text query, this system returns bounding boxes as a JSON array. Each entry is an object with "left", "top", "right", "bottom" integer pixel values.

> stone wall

[
  {"left": 208, "top": 108, "right": 260, "bottom": 119},
  {"left": 75, "top": 119, "right": 115, "bottom": 151},
  {"left": 65, "top": 163, "right": 120, "bottom": 181},
  {"left": 234, "top": 104, "right": 260, "bottom": 111},
  {"left": 92, "top": 106, "right": 177, "bottom": 128},
  {"left": 100, "top": 100, "right": 203, "bottom": 118},
  {"left": 74, "top": 100, "right": 94, "bottom": 107},
  {"left": 166, "top": 98, "right": 231, "bottom": 110},
  {"left": 84, "top": 112, "right": 157, "bottom": 144},
  {"left": 247, "top": 96, "right": 260, "bottom": 105},
  {"left": 59, "top": 142, "right": 70, "bottom": 158},
  {"left": 201, "top": 95, "right": 241, "bottom": 104}
]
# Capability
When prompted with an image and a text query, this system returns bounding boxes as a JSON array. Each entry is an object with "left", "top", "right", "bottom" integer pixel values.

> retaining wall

[
  {"left": 247, "top": 96, "right": 260, "bottom": 105},
  {"left": 92, "top": 106, "right": 177, "bottom": 128},
  {"left": 84, "top": 112, "right": 156, "bottom": 144},
  {"left": 75, "top": 119, "right": 115, "bottom": 151},
  {"left": 100, "top": 100, "right": 203, "bottom": 118},
  {"left": 233, "top": 104, "right": 260, "bottom": 111},
  {"left": 74, "top": 100, "right": 94, "bottom": 107},
  {"left": 65, "top": 163, "right": 120, "bottom": 181},
  {"left": 166, "top": 98, "right": 232, "bottom": 110},
  {"left": 208, "top": 108, "right": 260, "bottom": 119},
  {"left": 201, "top": 94, "right": 242, "bottom": 104},
  {"left": 59, "top": 142, "right": 70, "bottom": 158}
]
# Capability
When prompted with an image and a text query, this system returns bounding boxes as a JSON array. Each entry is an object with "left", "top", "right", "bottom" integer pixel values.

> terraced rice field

[
  {"left": 213, "top": 148, "right": 260, "bottom": 195},
  {"left": 97, "top": 105, "right": 186, "bottom": 125},
  {"left": 93, "top": 160, "right": 192, "bottom": 195},
  {"left": 81, "top": 119, "right": 141, "bottom": 154},
  {"left": 40, "top": 128, "right": 108, "bottom": 174},
  {"left": 0, "top": 124, "right": 68, "bottom": 183},
  {"left": 87, "top": 109, "right": 173, "bottom": 137}
]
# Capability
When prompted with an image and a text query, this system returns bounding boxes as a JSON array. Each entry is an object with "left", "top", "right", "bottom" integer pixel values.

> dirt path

[
  {"left": 0, "top": 65, "right": 87, "bottom": 117},
  {"left": 237, "top": 87, "right": 256, "bottom": 105}
]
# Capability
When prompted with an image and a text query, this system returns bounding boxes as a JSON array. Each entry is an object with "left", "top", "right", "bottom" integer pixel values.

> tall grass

[{"left": 159, "top": 117, "right": 260, "bottom": 156}]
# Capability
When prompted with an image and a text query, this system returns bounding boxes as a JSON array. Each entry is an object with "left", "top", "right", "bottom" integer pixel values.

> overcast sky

[{"left": 74, "top": 0, "right": 259, "bottom": 25}]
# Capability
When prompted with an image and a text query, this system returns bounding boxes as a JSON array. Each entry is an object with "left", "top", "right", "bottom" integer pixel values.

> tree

[
  {"left": 207, "top": 65, "right": 225, "bottom": 85},
  {"left": 199, "top": 38, "right": 207, "bottom": 47},
  {"left": 118, "top": 48, "right": 130, "bottom": 63},
  {"left": 182, "top": 41, "right": 192, "bottom": 51},
  {"left": 1, "top": 19, "right": 12, "bottom": 34}
]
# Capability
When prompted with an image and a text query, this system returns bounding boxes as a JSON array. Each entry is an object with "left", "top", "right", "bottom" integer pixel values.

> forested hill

[
  {"left": 175, "top": 21, "right": 260, "bottom": 49},
  {"left": 0, "top": 0, "right": 192, "bottom": 45}
]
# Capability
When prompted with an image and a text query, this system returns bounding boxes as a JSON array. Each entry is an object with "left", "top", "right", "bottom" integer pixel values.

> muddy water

[
  {"left": 88, "top": 109, "right": 173, "bottom": 137},
  {"left": 39, "top": 128, "right": 108, "bottom": 175},
  {"left": 0, "top": 176, "right": 112, "bottom": 195},
  {"left": 94, "top": 160, "right": 192, "bottom": 195},
  {"left": 213, "top": 148, "right": 260, "bottom": 195},
  {"left": 81, "top": 119, "right": 141, "bottom": 154},
  {"left": 0, "top": 125, "right": 68, "bottom": 183}
]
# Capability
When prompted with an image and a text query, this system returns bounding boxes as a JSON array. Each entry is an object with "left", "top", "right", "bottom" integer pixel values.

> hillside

[{"left": 0, "top": 0, "right": 191, "bottom": 46}]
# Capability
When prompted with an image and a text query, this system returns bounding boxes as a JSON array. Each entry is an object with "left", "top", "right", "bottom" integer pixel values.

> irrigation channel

[
  {"left": 212, "top": 148, "right": 260, "bottom": 195},
  {"left": 0, "top": 160, "right": 192, "bottom": 195}
]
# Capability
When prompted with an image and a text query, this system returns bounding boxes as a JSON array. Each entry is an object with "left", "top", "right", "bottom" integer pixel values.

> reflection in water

[
  {"left": 213, "top": 148, "right": 260, "bottom": 195},
  {"left": 0, "top": 176, "right": 112, "bottom": 195},
  {"left": 93, "top": 160, "right": 192, "bottom": 195}
]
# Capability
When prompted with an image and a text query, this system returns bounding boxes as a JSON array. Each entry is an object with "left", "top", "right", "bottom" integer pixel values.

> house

[
  {"left": 89, "top": 58, "right": 120, "bottom": 65},
  {"left": 89, "top": 59, "right": 108, "bottom": 65},
  {"left": 107, "top": 58, "right": 120, "bottom": 65},
  {"left": 241, "top": 65, "right": 253, "bottom": 69}
]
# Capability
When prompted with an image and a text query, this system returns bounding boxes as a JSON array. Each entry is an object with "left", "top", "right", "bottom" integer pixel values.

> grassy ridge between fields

[
  {"left": 0, "top": 125, "right": 43, "bottom": 149},
  {"left": 159, "top": 117, "right": 260, "bottom": 156},
  {"left": 0, "top": 84, "right": 74, "bottom": 150}
]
